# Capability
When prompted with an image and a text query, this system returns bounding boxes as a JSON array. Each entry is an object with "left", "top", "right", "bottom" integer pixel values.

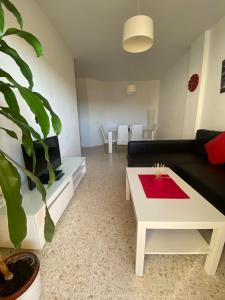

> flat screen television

[{"left": 22, "top": 135, "right": 62, "bottom": 190}]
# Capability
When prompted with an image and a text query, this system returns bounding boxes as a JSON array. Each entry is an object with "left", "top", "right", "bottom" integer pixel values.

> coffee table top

[{"left": 126, "top": 167, "right": 225, "bottom": 228}]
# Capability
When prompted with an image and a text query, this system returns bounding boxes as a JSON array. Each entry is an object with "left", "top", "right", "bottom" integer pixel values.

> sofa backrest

[
  {"left": 128, "top": 139, "right": 195, "bottom": 155},
  {"left": 195, "top": 129, "right": 222, "bottom": 155}
]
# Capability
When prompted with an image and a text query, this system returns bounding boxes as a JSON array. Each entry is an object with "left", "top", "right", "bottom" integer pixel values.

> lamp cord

[{"left": 137, "top": 0, "right": 140, "bottom": 14}]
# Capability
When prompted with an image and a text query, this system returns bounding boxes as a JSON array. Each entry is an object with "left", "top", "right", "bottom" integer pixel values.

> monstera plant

[{"left": 0, "top": 0, "right": 61, "bottom": 290}]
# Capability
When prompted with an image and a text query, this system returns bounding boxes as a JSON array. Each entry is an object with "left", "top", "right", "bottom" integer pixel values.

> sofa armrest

[{"left": 128, "top": 139, "right": 196, "bottom": 155}]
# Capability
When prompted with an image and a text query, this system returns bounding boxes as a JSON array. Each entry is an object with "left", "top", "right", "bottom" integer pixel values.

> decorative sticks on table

[{"left": 154, "top": 163, "right": 166, "bottom": 178}]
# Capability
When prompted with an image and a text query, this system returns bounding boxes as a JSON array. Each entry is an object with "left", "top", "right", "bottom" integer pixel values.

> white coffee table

[{"left": 126, "top": 167, "right": 225, "bottom": 276}]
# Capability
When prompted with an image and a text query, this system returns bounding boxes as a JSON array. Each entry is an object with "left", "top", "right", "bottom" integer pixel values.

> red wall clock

[{"left": 188, "top": 74, "right": 199, "bottom": 92}]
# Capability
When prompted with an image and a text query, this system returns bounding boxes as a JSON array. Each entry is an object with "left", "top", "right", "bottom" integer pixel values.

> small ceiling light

[
  {"left": 122, "top": 1, "right": 154, "bottom": 53},
  {"left": 126, "top": 84, "right": 137, "bottom": 95}
]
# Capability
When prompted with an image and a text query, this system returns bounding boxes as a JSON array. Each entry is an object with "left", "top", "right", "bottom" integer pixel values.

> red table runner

[{"left": 138, "top": 174, "right": 189, "bottom": 199}]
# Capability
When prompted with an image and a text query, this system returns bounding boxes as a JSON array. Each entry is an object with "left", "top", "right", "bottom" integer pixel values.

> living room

[{"left": 0, "top": 0, "right": 225, "bottom": 299}]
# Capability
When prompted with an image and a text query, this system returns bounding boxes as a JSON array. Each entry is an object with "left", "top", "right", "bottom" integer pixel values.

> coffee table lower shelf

[{"left": 145, "top": 229, "right": 211, "bottom": 255}]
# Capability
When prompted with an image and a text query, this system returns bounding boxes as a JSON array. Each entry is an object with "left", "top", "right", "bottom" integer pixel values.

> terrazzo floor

[{"left": 1, "top": 147, "right": 225, "bottom": 299}]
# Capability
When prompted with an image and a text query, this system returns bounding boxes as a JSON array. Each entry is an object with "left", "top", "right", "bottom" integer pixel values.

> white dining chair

[
  {"left": 100, "top": 126, "right": 108, "bottom": 145},
  {"left": 143, "top": 123, "right": 159, "bottom": 140},
  {"left": 131, "top": 124, "right": 143, "bottom": 141},
  {"left": 117, "top": 125, "right": 129, "bottom": 145},
  {"left": 151, "top": 123, "right": 158, "bottom": 140}
]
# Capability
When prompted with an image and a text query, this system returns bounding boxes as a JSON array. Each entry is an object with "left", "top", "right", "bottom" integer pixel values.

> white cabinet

[{"left": 0, "top": 157, "right": 86, "bottom": 250}]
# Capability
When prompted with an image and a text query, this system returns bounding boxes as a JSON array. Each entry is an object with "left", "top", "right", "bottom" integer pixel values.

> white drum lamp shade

[
  {"left": 123, "top": 15, "right": 154, "bottom": 53},
  {"left": 126, "top": 84, "right": 137, "bottom": 95}
]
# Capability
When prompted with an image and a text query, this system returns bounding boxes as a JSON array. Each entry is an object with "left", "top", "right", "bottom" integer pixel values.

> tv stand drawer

[{"left": 49, "top": 180, "right": 74, "bottom": 224}]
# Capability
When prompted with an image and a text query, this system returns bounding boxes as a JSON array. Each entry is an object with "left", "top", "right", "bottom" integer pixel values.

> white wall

[
  {"left": 158, "top": 14, "right": 225, "bottom": 139},
  {"left": 77, "top": 78, "right": 160, "bottom": 147},
  {"left": 200, "top": 16, "right": 225, "bottom": 131},
  {"left": 182, "top": 33, "right": 206, "bottom": 138},
  {"left": 157, "top": 52, "right": 190, "bottom": 139},
  {"left": 0, "top": 0, "right": 81, "bottom": 174}
]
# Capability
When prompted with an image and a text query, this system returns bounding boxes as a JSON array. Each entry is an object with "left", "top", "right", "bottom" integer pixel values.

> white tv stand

[{"left": 0, "top": 157, "right": 86, "bottom": 250}]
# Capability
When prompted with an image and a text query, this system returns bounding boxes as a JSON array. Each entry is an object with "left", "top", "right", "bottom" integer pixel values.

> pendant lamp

[
  {"left": 122, "top": 1, "right": 154, "bottom": 53},
  {"left": 126, "top": 84, "right": 137, "bottom": 95}
]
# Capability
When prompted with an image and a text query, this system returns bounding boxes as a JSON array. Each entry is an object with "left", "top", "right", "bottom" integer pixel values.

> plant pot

[{"left": 0, "top": 252, "right": 41, "bottom": 300}]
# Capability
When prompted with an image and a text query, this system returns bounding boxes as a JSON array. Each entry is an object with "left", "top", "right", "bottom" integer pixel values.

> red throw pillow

[{"left": 205, "top": 132, "right": 225, "bottom": 164}]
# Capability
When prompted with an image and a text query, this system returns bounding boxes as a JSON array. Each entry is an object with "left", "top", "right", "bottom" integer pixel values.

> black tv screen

[{"left": 22, "top": 136, "right": 61, "bottom": 190}]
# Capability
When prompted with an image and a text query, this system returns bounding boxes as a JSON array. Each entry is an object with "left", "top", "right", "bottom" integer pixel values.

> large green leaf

[
  {"left": 4, "top": 28, "right": 44, "bottom": 57},
  {"left": 44, "top": 207, "right": 55, "bottom": 242},
  {"left": 18, "top": 86, "right": 50, "bottom": 137},
  {"left": 0, "top": 81, "right": 20, "bottom": 113},
  {"left": 0, "top": 1, "right": 4, "bottom": 35},
  {"left": 39, "top": 141, "right": 55, "bottom": 187},
  {"left": 2, "top": 0, "right": 23, "bottom": 29},
  {"left": 21, "top": 131, "right": 36, "bottom": 172},
  {"left": 34, "top": 92, "right": 62, "bottom": 135},
  {"left": 0, "top": 107, "right": 37, "bottom": 135},
  {"left": 0, "top": 40, "right": 33, "bottom": 88},
  {"left": 1, "top": 107, "right": 41, "bottom": 140},
  {"left": 0, "top": 149, "right": 46, "bottom": 201},
  {"left": 16, "top": 160, "right": 46, "bottom": 201},
  {"left": 21, "top": 133, "right": 33, "bottom": 156},
  {"left": 4, "top": 108, "right": 36, "bottom": 165},
  {"left": 22, "top": 133, "right": 36, "bottom": 172},
  {"left": 0, "top": 68, "right": 18, "bottom": 86},
  {"left": 0, "top": 108, "right": 35, "bottom": 139},
  {"left": 0, "top": 71, "right": 50, "bottom": 138},
  {"left": 0, "top": 126, "right": 17, "bottom": 139},
  {"left": 0, "top": 108, "right": 37, "bottom": 170},
  {"left": 8, "top": 147, "right": 54, "bottom": 240},
  {"left": 0, "top": 154, "right": 27, "bottom": 248}
]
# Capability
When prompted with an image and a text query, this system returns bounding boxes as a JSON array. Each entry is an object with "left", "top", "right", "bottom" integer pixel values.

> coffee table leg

[
  {"left": 135, "top": 223, "right": 146, "bottom": 276},
  {"left": 126, "top": 174, "right": 131, "bottom": 201},
  {"left": 204, "top": 228, "right": 225, "bottom": 275}
]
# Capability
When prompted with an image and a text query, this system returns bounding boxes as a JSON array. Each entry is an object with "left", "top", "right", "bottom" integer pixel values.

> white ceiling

[{"left": 36, "top": 0, "right": 225, "bottom": 81}]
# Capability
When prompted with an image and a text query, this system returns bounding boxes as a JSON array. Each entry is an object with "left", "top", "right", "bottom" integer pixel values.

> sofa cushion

[
  {"left": 174, "top": 163, "right": 225, "bottom": 215},
  {"left": 127, "top": 152, "right": 206, "bottom": 168},
  {"left": 195, "top": 129, "right": 221, "bottom": 156},
  {"left": 205, "top": 132, "right": 225, "bottom": 164}
]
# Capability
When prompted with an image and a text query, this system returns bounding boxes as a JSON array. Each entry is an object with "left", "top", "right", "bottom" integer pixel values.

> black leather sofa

[{"left": 127, "top": 129, "right": 225, "bottom": 215}]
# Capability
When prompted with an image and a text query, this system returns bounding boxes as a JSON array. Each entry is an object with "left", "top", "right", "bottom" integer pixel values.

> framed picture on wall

[{"left": 220, "top": 60, "right": 225, "bottom": 93}]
